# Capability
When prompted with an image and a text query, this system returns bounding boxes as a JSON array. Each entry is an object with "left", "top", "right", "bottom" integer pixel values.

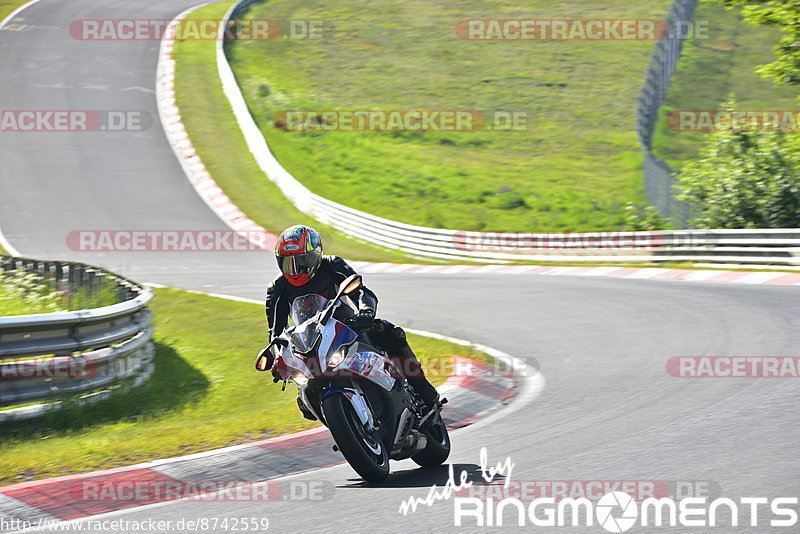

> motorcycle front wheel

[{"left": 322, "top": 394, "right": 390, "bottom": 482}]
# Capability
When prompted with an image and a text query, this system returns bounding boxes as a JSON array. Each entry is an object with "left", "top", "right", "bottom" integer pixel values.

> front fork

[{"left": 320, "top": 383, "right": 378, "bottom": 433}]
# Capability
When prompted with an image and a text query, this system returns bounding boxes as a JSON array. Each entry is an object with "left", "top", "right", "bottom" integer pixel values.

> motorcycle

[{"left": 255, "top": 274, "right": 450, "bottom": 482}]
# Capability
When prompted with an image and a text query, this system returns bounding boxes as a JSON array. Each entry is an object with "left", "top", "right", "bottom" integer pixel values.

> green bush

[{"left": 677, "top": 103, "right": 800, "bottom": 228}]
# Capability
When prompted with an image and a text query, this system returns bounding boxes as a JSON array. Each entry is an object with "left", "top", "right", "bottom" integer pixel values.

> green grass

[
  {"left": 0, "top": 287, "right": 491, "bottom": 484},
  {"left": 0, "top": 271, "right": 118, "bottom": 316},
  {"left": 0, "top": 0, "right": 34, "bottom": 24},
  {"left": 173, "top": 2, "right": 414, "bottom": 263},
  {"left": 652, "top": 0, "right": 798, "bottom": 168},
  {"left": 225, "top": 0, "right": 675, "bottom": 232},
  {"left": 174, "top": 0, "right": 673, "bottom": 243}
]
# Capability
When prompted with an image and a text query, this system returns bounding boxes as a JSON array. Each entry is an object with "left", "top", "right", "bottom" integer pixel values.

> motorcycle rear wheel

[
  {"left": 322, "top": 394, "right": 390, "bottom": 482},
  {"left": 412, "top": 413, "right": 451, "bottom": 468}
]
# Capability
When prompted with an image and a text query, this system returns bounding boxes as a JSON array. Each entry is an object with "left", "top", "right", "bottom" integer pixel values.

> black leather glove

[{"left": 347, "top": 307, "right": 375, "bottom": 329}]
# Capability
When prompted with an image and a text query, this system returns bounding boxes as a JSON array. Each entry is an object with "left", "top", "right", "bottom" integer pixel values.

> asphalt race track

[{"left": 1, "top": 1, "right": 799, "bottom": 533}]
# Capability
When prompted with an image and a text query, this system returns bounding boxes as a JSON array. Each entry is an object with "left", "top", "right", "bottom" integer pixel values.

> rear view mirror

[{"left": 323, "top": 274, "right": 364, "bottom": 325}]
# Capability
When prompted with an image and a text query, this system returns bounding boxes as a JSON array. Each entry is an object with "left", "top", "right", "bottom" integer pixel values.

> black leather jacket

[{"left": 265, "top": 255, "right": 378, "bottom": 340}]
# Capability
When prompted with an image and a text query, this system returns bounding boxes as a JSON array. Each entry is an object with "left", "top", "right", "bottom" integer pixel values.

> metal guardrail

[
  {"left": 0, "top": 255, "right": 155, "bottom": 422},
  {"left": 636, "top": 0, "right": 697, "bottom": 227},
  {"left": 217, "top": 1, "right": 800, "bottom": 266}
]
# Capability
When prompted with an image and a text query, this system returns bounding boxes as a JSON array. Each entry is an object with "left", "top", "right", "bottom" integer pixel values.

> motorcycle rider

[{"left": 262, "top": 225, "right": 439, "bottom": 411}]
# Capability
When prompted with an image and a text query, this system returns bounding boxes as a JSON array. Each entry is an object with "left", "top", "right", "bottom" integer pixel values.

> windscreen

[
  {"left": 290, "top": 294, "right": 329, "bottom": 325},
  {"left": 289, "top": 294, "right": 329, "bottom": 353}
]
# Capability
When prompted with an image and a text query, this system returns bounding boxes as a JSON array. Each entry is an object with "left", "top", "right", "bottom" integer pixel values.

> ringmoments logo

[
  {"left": 397, "top": 448, "right": 798, "bottom": 530},
  {"left": 452, "top": 492, "right": 799, "bottom": 529}
]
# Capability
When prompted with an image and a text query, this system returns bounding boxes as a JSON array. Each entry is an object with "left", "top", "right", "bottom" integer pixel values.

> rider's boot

[
  {"left": 408, "top": 377, "right": 439, "bottom": 410},
  {"left": 397, "top": 342, "right": 439, "bottom": 410},
  {"left": 378, "top": 320, "right": 440, "bottom": 410}
]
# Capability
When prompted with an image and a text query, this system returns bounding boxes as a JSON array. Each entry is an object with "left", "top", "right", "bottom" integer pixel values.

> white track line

[
  {"left": 539, "top": 266, "right": 581, "bottom": 276},
  {"left": 623, "top": 267, "right": 669, "bottom": 279},
  {"left": 0, "top": 225, "right": 20, "bottom": 256},
  {"left": 733, "top": 271, "right": 786, "bottom": 284},
  {"left": 681, "top": 270, "right": 722, "bottom": 282},
  {"left": 0, "top": 0, "right": 45, "bottom": 257},
  {"left": 0, "top": 0, "right": 43, "bottom": 29},
  {"left": 580, "top": 266, "right": 623, "bottom": 277}
]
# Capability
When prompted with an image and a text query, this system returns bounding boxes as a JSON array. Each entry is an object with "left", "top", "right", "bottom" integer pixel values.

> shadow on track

[{"left": 339, "top": 463, "right": 505, "bottom": 488}]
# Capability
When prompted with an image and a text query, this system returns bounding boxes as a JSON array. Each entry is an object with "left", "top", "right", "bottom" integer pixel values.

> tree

[
  {"left": 676, "top": 106, "right": 800, "bottom": 228},
  {"left": 716, "top": 0, "right": 800, "bottom": 86}
]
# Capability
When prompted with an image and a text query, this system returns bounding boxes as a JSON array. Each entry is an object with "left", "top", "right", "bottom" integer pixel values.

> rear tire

[
  {"left": 322, "top": 394, "right": 389, "bottom": 482},
  {"left": 412, "top": 413, "right": 451, "bottom": 468}
]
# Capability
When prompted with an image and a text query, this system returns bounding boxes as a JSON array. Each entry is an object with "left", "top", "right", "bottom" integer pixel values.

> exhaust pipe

[{"left": 391, "top": 430, "right": 427, "bottom": 460}]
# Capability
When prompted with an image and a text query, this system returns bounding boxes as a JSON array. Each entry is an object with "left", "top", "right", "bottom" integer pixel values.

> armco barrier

[
  {"left": 215, "top": 1, "right": 798, "bottom": 266},
  {"left": 0, "top": 255, "right": 155, "bottom": 422}
]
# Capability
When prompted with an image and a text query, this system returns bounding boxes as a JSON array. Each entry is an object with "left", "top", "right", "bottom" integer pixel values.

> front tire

[
  {"left": 322, "top": 394, "right": 389, "bottom": 482},
  {"left": 412, "top": 413, "right": 451, "bottom": 468}
]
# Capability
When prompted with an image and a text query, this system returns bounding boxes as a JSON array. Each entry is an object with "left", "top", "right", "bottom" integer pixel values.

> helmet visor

[{"left": 278, "top": 250, "right": 321, "bottom": 276}]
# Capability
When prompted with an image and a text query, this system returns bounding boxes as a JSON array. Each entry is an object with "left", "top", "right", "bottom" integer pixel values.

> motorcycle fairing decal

[
  {"left": 341, "top": 350, "right": 396, "bottom": 391},
  {"left": 329, "top": 321, "right": 358, "bottom": 358},
  {"left": 318, "top": 319, "right": 358, "bottom": 365}
]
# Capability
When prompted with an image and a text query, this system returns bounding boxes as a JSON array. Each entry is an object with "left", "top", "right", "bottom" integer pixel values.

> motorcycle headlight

[
  {"left": 328, "top": 350, "right": 346, "bottom": 369},
  {"left": 292, "top": 374, "right": 309, "bottom": 386}
]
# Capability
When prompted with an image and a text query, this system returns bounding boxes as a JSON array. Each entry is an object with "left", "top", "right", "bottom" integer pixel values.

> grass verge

[
  {"left": 652, "top": 1, "right": 797, "bottom": 168},
  {"left": 0, "top": 0, "right": 31, "bottom": 22},
  {"left": 0, "top": 270, "right": 118, "bottom": 315},
  {"left": 225, "top": 0, "right": 675, "bottom": 232},
  {"left": 174, "top": 0, "right": 671, "bottom": 246},
  {"left": 173, "top": 2, "right": 415, "bottom": 263},
  {"left": 0, "top": 287, "right": 491, "bottom": 485}
]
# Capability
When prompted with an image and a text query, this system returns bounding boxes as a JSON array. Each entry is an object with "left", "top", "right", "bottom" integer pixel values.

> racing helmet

[{"left": 275, "top": 225, "right": 323, "bottom": 286}]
